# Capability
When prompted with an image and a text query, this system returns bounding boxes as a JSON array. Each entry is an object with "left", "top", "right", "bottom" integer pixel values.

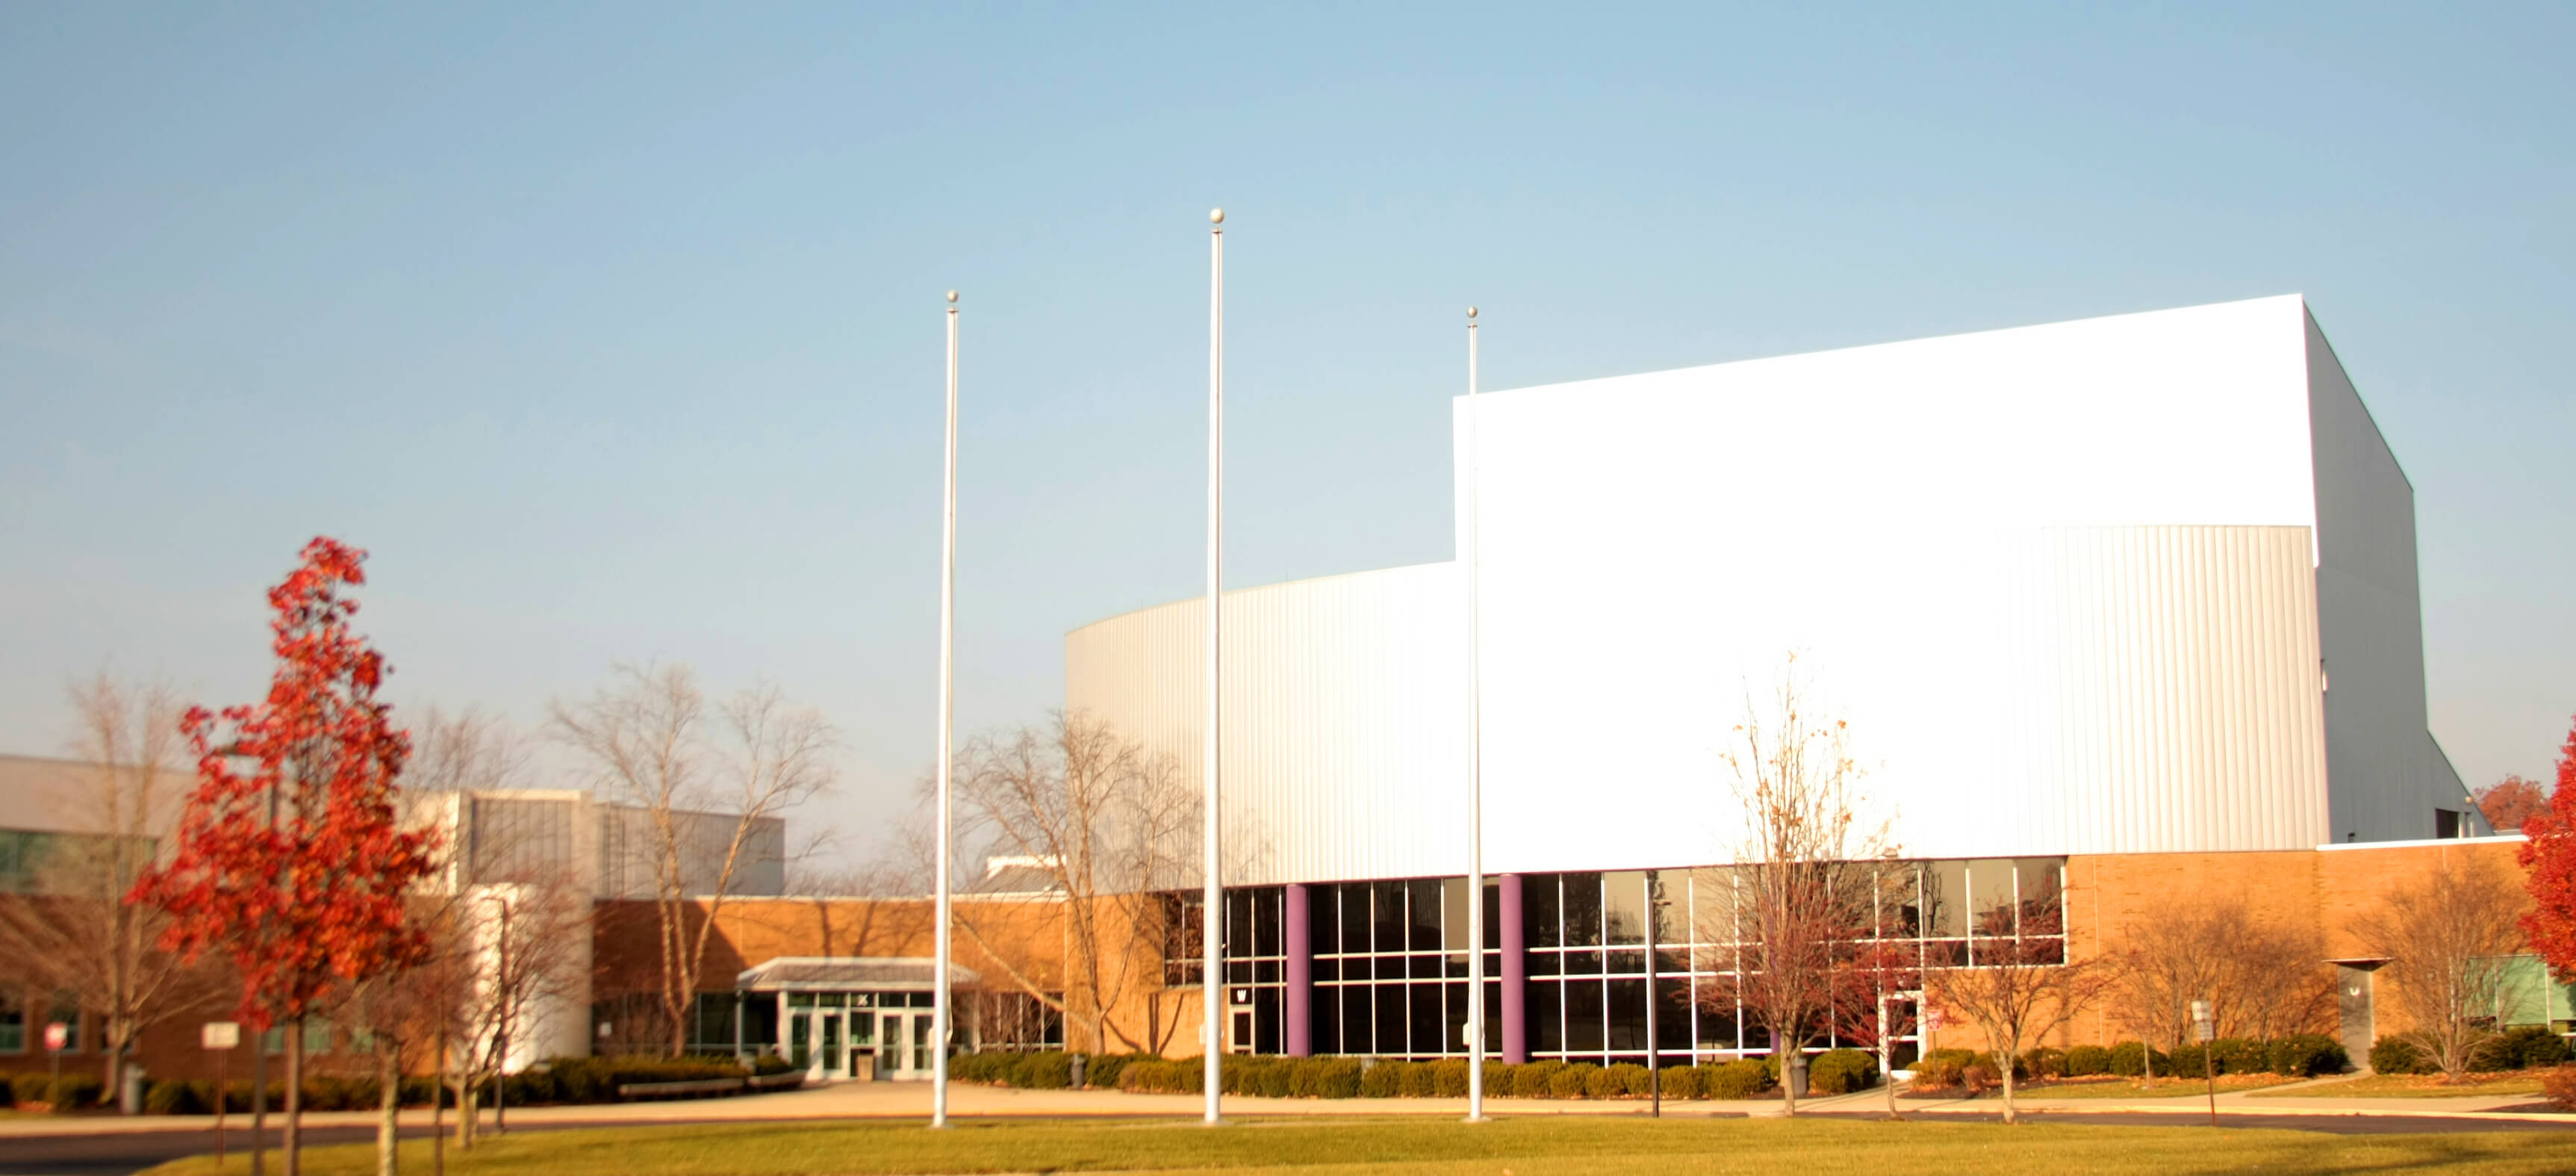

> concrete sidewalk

[{"left": 4, "top": 1077, "right": 2564, "bottom": 1137}]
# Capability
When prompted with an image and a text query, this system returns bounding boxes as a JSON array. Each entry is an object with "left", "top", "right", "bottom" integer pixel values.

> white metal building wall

[
  {"left": 2305, "top": 311, "right": 2452, "bottom": 841},
  {"left": 1062, "top": 297, "right": 2439, "bottom": 884}
]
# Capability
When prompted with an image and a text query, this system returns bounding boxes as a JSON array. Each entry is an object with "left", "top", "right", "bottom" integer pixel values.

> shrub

[
  {"left": 2107, "top": 1041, "right": 2168, "bottom": 1078},
  {"left": 1243, "top": 1057, "right": 1295, "bottom": 1098},
  {"left": 1357, "top": 1060, "right": 1404, "bottom": 1098},
  {"left": 2370, "top": 1037, "right": 2434, "bottom": 1075},
  {"left": 1549, "top": 1063, "right": 1597, "bottom": 1099},
  {"left": 1508, "top": 1060, "right": 1561, "bottom": 1098},
  {"left": 1482, "top": 1060, "right": 1511, "bottom": 1098},
  {"left": 1083, "top": 1053, "right": 1147, "bottom": 1090},
  {"left": 2542, "top": 1065, "right": 2576, "bottom": 1112},
  {"left": 1118, "top": 1059, "right": 1199, "bottom": 1093},
  {"left": 11, "top": 1073, "right": 52, "bottom": 1107},
  {"left": 1811, "top": 1048, "right": 1876, "bottom": 1095},
  {"left": 2473, "top": 1027, "right": 2570, "bottom": 1072},
  {"left": 1658, "top": 1064, "right": 1702, "bottom": 1099},
  {"left": 2268, "top": 1035, "right": 2348, "bottom": 1077},
  {"left": 751, "top": 1053, "right": 795, "bottom": 1077},
  {"left": 142, "top": 1080, "right": 196, "bottom": 1116},
  {"left": 46, "top": 1074, "right": 106, "bottom": 1112},
  {"left": 2062, "top": 1045, "right": 2113, "bottom": 1077},
  {"left": 1581, "top": 1064, "right": 1629, "bottom": 1098},
  {"left": 1907, "top": 1048, "right": 1979, "bottom": 1090},
  {"left": 2167, "top": 1044, "right": 2206, "bottom": 1078},
  {"left": 1398, "top": 1060, "right": 1439, "bottom": 1098},
  {"left": 1294, "top": 1057, "right": 1361, "bottom": 1098},
  {"left": 1961, "top": 1055, "right": 2001, "bottom": 1092},
  {"left": 1699, "top": 1059, "right": 1773, "bottom": 1100},
  {"left": 1428, "top": 1058, "right": 1469, "bottom": 1098},
  {"left": 1014, "top": 1051, "right": 1074, "bottom": 1089},
  {"left": 2211, "top": 1038, "right": 2271, "bottom": 1076}
]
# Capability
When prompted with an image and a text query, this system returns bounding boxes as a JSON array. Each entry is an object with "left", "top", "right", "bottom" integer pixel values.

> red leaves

[
  {"left": 132, "top": 537, "right": 438, "bottom": 1030},
  {"left": 2516, "top": 715, "right": 2576, "bottom": 983}
]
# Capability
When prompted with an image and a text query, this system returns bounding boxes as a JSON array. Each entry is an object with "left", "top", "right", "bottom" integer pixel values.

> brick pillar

[
  {"left": 1500, "top": 873, "right": 1528, "bottom": 1063},
  {"left": 1286, "top": 882, "right": 1313, "bottom": 1057}
]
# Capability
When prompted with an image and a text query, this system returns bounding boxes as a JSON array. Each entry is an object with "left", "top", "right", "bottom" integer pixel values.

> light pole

[
  {"left": 482, "top": 893, "right": 511, "bottom": 1135},
  {"left": 933, "top": 290, "right": 959, "bottom": 1129},
  {"left": 1463, "top": 306, "right": 1488, "bottom": 1123},
  {"left": 1202, "top": 208, "right": 1226, "bottom": 1127}
]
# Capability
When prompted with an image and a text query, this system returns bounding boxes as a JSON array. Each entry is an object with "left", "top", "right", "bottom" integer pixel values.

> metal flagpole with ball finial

[
  {"left": 1202, "top": 208, "right": 1227, "bottom": 1127},
  {"left": 1463, "top": 305, "right": 1490, "bottom": 1123},
  {"left": 933, "top": 289, "right": 959, "bottom": 1129}
]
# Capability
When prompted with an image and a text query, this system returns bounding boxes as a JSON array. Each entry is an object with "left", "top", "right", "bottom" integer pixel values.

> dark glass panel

[
  {"left": 1657, "top": 983, "right": 1693, "bottom": 1049},
  {"left": 1374, "top": 883, "right": 1407, "bottom": 956},
  {"left": 1655, "top": 948, "right": 1690, "bottom": 975},
  {"left": 1530, "top": 980, "right": 1564, "bottom": 1051},
  {"left": 2024, "top": 936, "right": 2067, "bottom": 965},
  {"left": 1441, "top": 982, "right": 1469, "bottom": 1055},
  {"left": 1255, "top": 988, "right": 1281, "bottom": 1054},
  {"left": 1562, "top": 872, "right": 1604, "bottom": 948},
  {"left": 1257, "top": 887, "right": 1283, "bottom": 958},
  {"left": 1375, "top": 985, "right": 1407, "bottom": 1056},
  {"left": 1484, "top": 980, "right": 1504, "bottom": 1052},
  {"left": 1344, "top": 984, "right": 1372, "bottom": 1055},
  {"left": 1925, "top": 860, "right": 1968, "bottom": 937},
  {"left": 1310, "top": 987, "right": 1339, "bottom": 1054},
  {"left": 1226, "top": 960, "right": 1253, "bottom": 986},
  {"left": 1528, "top": 949, "right": 1560, "bottom": 977},
  {"left": 1312, "top": 958, "right": 1340, "bottom": 983},
  {"left": 1228, "top": 889, "right": 1253, "bottom": 955},
  {"left": 1694, "top": 998, "right": 1739, "bottom": 1049},
  {"left": 1254, "top": 959, "right": 1280, "bottom": 984},
  {"left": 2016, "top": 858, "right": 2066, "bottom": 937},
  {"left": 1342, "top": 885, "right": 1371, "bottom": 954},
  {"left": 1565, "top": 979, "right": 1605, "bottom": 1052},
  {"left": 1564, "top": 948, "right": 1602, "bottom": 977},
  {"left": 1408, "top": 879, "right": 1445, "bottom": 952},
  {"left": 1312, "top": 885, "right": 1340, "bottom": 955},
  {"left": 1648, "top": 871, "right": 1679, "bottom": 947},
  {"left": 1603, "top": 871, "right": 1647, "bottom": 945},
  {"left": 1528, "top": 874, "right": 1562, "bottom": 948},
  {"left": 1340, "top": 956, "right": 1372, "bottom": 982},
  {"left": 1608, "top": 979, "right": 1647, "bottom": 1051},
  {"left": 1885, "top": 862, "right": 1923, "bottom": 939},
  {"left": 1483, "top": 878, "right": 1502, "bottom": 950},
  {"left": 1605, "top": 948, "right": 1645, "bottom": 977}
]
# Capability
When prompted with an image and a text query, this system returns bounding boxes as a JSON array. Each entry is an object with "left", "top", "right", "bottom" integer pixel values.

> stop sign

[{"left": 43, "top": 1022, "right": 67, "bottom": 1052}]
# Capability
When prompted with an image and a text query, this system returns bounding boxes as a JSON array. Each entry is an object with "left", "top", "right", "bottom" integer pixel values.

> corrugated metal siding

[
  {"left": 2306, "top": 311, "right": 2439, "bottom": 842},
  {"left": 1065, "top": 527, "right": 2328, "bottom": 884},
  {"left": 1065, "top": 564, "right": 1466, "bottom": 887}
]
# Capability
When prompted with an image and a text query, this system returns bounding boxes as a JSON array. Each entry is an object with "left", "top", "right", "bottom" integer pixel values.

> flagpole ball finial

[
  {"left": 946, "top": 290, "right": 958, "bottom": 303},
  {"left": 1467, "top": 306, "right": 1478, "bottom": 319},
  {"left": 1210, "top": 208, "right": 1225, "bottom": 225}
]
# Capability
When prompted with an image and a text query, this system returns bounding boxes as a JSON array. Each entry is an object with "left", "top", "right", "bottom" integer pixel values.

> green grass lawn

[
  {"left": 137, "top": 1115, "right": 2576, "bottom": 1176},
  {"left": 2258, "top": 1074, "right": 2551, "bottom": 1099}
]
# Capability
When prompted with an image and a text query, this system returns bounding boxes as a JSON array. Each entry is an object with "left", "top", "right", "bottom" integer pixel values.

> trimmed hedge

[
  {"left": 1063, "top": 1053, "right": 1783, "bottom": 1100},
  {"left": 2472, "top": 1027, "right": 2572, "bottom": 1072},
  {"left": 2062, "top": 1045, "right": 2113, "bottom": 1077},
  {"left": 1809, "top": 1048, "right": 1876, "bottom": 1095},
  {"left": 2369, "top": 1037, "right": 2434, "bottom": 1075}
]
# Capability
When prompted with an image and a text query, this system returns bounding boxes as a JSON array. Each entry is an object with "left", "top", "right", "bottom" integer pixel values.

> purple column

[
  {"left": 1500, "top": 874, "right": 1528, "bottom": 1063},
  {"left": 1285, "top": 883, "right": 1313, "bottom": 1057}
]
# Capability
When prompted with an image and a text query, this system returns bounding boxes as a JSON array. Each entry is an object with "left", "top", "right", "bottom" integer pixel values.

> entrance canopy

[{"left": 738, "top": 956, "right": 983, "bottom": 992}]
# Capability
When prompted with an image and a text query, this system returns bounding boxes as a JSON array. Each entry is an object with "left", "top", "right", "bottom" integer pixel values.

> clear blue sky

[{"left": 4, "top": 4, "right": 2569, "bottom": 861}]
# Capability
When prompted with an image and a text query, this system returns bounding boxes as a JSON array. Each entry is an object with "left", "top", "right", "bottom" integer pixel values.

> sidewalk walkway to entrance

[{"left": 4, "top": 1077, "right": 2564, "bottom": 1138}]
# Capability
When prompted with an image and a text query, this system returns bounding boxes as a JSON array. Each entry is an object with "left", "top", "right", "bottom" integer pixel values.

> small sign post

[
  {"left": 43, "top": 1021, "right": 67, "bottom": 1104},
  {"left": 202, "top": 1022, "right": 239, "bottom": 1161},
  {"left": 2190, "top": 1000, "right": 2218, "bottom": 1127}
]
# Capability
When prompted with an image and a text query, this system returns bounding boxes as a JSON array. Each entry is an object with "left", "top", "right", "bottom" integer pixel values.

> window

[{"left": 0, "top": 993, "right": 22, "bottom": 1054}]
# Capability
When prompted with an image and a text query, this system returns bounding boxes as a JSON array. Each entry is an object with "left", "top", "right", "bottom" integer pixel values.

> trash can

[
  {"left": 122, "top": 1066, "right": 146, "bottom": 1115},
  {"left": 1785, "top": 1054, "right": 1809, "bottom": 1098}
]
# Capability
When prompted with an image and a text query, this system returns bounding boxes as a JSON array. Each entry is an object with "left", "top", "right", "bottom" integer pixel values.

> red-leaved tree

[
  {"left": 134, "top": 538, "right": 437, "bottom": 1176},
  {"left": 2519, "top": 716, "right": 2576, "bottom": 979},
  {"left": 2483, "top": 775, "right": 2553, "bottom": 836}
]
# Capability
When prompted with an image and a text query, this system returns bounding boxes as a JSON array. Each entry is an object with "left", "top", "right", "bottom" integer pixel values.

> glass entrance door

[{"left": 878, "top": 1010, "right": 932, "bottom": 1080}]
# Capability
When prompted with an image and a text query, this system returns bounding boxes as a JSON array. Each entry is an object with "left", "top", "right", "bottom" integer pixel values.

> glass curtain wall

[{"left": 1307, "top": 878, "right": 1502, "bottom": 1058}]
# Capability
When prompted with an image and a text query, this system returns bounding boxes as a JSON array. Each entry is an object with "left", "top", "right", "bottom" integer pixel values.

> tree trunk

[
  {"left": 376, "top": 1039, "right": 399, "bottom": 1176},
  {"left": 284, "top": 1019, "right": 305, "bottom": 1176},
  {"left": 1999, "top": 1052, "right": 2017, "bottom": 1125},
  {"left": 429, "top": 1036, "right": 444, "bottom": 1176},
  {"left": 458, "top": 1085, "right": 477, "bottom": 1150},
  {"left": 1779, "top": 1047, "right": 1799, "bottom": 1116}
]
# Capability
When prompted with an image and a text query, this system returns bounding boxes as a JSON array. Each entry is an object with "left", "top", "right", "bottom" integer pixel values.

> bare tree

[
  {"left": 950, "top": 710, "right": 1196, "bottom": 1055},
  {"left": 1712, "top": 657, "right": 1892, "bottom": 1115},
  {"left": 551, "top": 664, "right": 835, "bottom": 1056},
  {"left": 2353, "top": 854, "right": 2529, "bottom": 1081},
  {"left": 1923, "top": 879, "right": 2106, "bottom": 1124},
  {"left": 0, "top": 673, "right": 223, "bottom": 1104}
]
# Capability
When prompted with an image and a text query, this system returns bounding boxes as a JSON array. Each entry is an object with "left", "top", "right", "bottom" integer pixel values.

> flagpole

[
  {"left": 1202, "top": 208, "right": 1227, "bottom": 1127},
  {"left": 932, "top": 289, "right": 958, "bottom": 1129},
  {"left": 1463, "top": 306, "right": 1488, "bottom": 1122}
]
